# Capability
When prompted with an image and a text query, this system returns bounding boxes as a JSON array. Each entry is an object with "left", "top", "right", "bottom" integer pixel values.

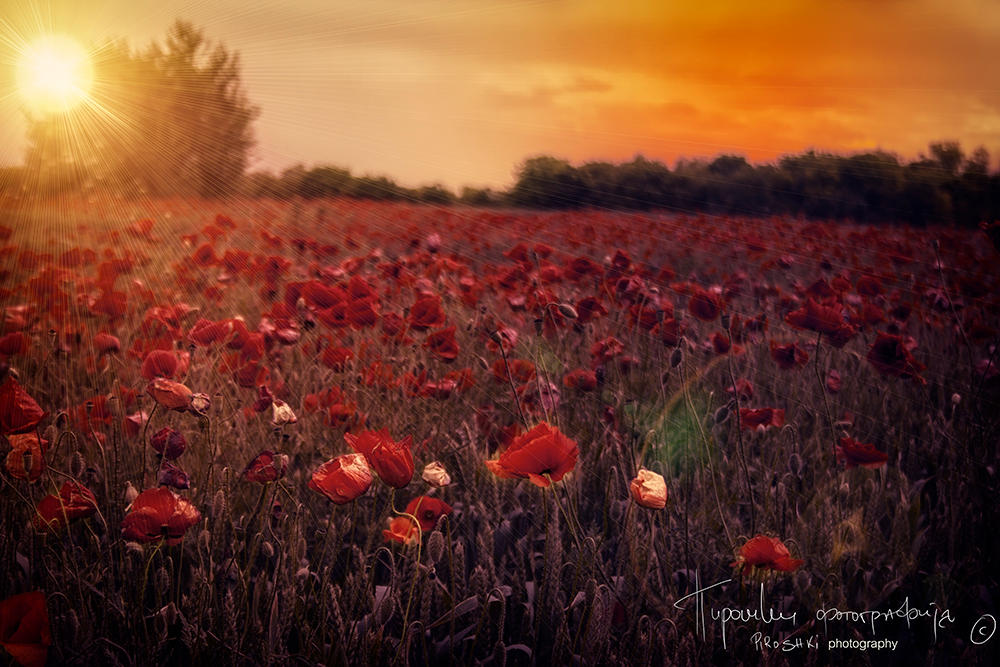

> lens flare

[{"left": 16, "top": 35, "right": 93, "bottom": 113}]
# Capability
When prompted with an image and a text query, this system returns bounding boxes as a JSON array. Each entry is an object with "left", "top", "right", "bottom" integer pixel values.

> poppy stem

[
  {"left": 723, "top": 335, "right": 755, "bottom": 537},
  {"left": 813, "top": 332, "right": 836, "bottom": 466},
  {"left": 389, "top": 491, "right": 423, "bottom": 665},
  {"left": 497, "top": 338, "right": 530, "bottom": 430},
  {"left": 139, "top": 402, "right": 158, "bottom": 488}
]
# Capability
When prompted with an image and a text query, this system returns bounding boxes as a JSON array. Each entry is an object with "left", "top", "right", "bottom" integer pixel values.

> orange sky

[{"left": 2, "top": 0, "right": 999, "bottom": 189}]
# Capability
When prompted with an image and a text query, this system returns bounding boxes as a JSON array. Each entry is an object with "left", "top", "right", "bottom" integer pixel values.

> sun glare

[{"left": 16, "top": 35, "right": 93, "bottom": 114}]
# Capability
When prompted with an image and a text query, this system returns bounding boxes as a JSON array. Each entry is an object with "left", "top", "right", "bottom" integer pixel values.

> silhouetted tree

[{"left": 24, "top": 20, "right": 257, "bottom": 197}]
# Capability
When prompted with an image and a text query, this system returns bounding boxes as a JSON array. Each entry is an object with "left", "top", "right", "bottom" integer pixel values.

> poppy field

[{"left": 1, "top": 196, "right": 999, "bottom": 665}]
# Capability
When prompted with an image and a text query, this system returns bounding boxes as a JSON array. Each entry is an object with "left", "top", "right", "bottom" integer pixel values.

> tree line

[{"left": 7, "top": 20, "right": 998, "bottom": 227}]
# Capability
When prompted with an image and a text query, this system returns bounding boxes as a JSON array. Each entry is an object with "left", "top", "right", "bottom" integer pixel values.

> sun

[{"left": 16, "top": 35, "right": 93, "bottom": 114}]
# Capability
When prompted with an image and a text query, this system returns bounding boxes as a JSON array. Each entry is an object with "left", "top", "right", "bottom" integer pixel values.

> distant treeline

[{"left": 240, "top": 141, "right": 998, "bottom": 227}]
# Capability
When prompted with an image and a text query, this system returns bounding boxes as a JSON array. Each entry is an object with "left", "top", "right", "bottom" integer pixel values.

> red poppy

[
  {"left": 345, "top": 428, "right": 415, "bottom": 489},
  {"left": 157, "top": 460, "right": 190, "bottom": 489},
  {"left": 485, "top": 422, "right": 579, "bottom": 488},
  {"left": 0, "top": 591, "right": 51, "bottom": 667},
  {"left": 769, "top": 341, "right": 809, "bottom": 369},
  {"left": 563, "top": 369, "right": 598, "bottom": 391},
  {"left": 575, "top": 296, "right": 608, "bottom": 324},
  {"left": 121, "top": 487, "right": 201, "bottom": 545},
  {"left": 93, "top": 332, "right": 121, "bottom": 355},
  {"left": 33, "top": 481, "right": 98, "bottom": 532},
  {"left": 0, "top": 376, "right": 46, "bottom": 435},
  {"left": 146, "top": 378, "right": 194, "bottom": 411},
  {"left": 731, "top": 535, "right": 804, "bottom": 577},
  {"left": 383, "top": 516, "right": 420, "bottom": 545},
  {"left": 404, "top": 496, "right": 454, "bottom": 531},
  {"left": 835, "top": 437, "right": 888, "bottom": 469},
  {"left": 424, "top": 326, "right": 459, "bottom": 362},
  {"left": 826, "top": 369, "right": 842, "bottom": 393},
  {"left": 408, "top": 294, "right": 446, "bottom": 330},
  {"left": 150, "top": 427, "right": 187, "bottom": 460},
  {"left": 688, "top": 287, "right": 723, "bottom": 321},
  {"left": 188, "top": 318, "right": 236, "bottom": 346},
  {"left": 308, "top": 452, "right": 373, "bottom": 504},
  {"left": 0, "top": 332, "right": 29, "bottom": 357},
  {"left": 867, "top": 332, "right": 926, "bottom": 383},
  {"left": 491, "top": 358, "right": 535, "bottom": 384},
  {"left": 739, "top": 408, "right": 785, "bottom": 431},
  {"left": 591, "top": 337, "right": 625, "bottom": 366},
  {"left": 4, "top": 433, "right": 48, "bottom": 481},
  {"left": 726, "top": 378, "right": 754, "bottom": 400},
  {"left": 785, "top": 298, "right": 847, "bottom": 335},
  {"left": 244, "top": 450, "right": 289, "bottom": 483}
]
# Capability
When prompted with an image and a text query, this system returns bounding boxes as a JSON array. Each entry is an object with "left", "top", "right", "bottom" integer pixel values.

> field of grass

[{"left": 1, "top": 196, "right": 998, "bottom": 665}]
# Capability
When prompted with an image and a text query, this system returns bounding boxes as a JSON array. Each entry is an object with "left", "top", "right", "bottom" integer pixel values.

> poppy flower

[
  {"left": 121, "top": 487, "right": 201, "bottom": 545},
  {"left": 731, "top": 535, "right": 804, "bottom": 577},
  {"left": 421, "top": 461, "right": 451, "bottom": 487},
  {"left": 739, "top": 408, "right": 785, "bottom": 431},
  {"left": 726, "top": 378, "right": 754, "bottom": 400},
  {"left": 485, "top": 422, "right": 579, "bottom": 488},
  {"left": 629, "top": 468, "right": 667, "bottom": 509},
  {"left": 243, "top": 450, "right": 289, "bottom": 483},
  {"left": 769, "top": 341, "right": 809, "bottom": 369},
  {"left": 688, "top": 287, "right": 723, "bottom": 321},
  {"left": 826, "top": 369, "right": 842, "bottom": 393},
  {"left": 835, "top": 437, "right": 888, "bottom": 469},
  {"left": 0, "top": 376, "right": 46, "bottom": 435},
  {"left": 4, "top": 433, "right": 48, "bottom": 481},
  {"left": 32, "top": 481, "right": 98, "bottom": 532},
  {"left": 150, "top": 427, "right": 187, "bottom": 459},
  {"left": 157, "top": 460, "right": 190, "bottom": 490},
  {"left": 591, "top": 337, "right": 625, "bottom": 366},
  {"left": 146, "top": 378, "right": 194, "bottom": 411},
  {"left": 563, "top": 369, "right": 598, "bottom": 392},
  {"left": 345, "top": 428, "right": 415, "bottom": 489},
  {"left": 0, "top": 332, "right": 29, "bottom": 357},
  {"left": 404, "top": 496, "right": 454, "bottom": 531},
  {"left": 93, "top": 332, "right": 121, "bottom": 355},
  {"left": 867, "top": 332, "right": 926, "bottom": 383},
  {"left": 408, "top": 295, "right": 446, "bottom": 330},
  {"left": 491, "top": 358, "right": 535, "bottom": 384},
  {"left": 424, "top": 326, "right": 459, "bottom": 362},
  {"left": 0, "top": 590, "right": 51, "bottom": 667},
  {"left": 383, "top": 516, "right": 420, "bottom": 545},
  {"left": 141, "top": 349, "right": 188, "bottom": 380},
  {"left": 308, "top": 452, "right": 373, "bottom": 504}
]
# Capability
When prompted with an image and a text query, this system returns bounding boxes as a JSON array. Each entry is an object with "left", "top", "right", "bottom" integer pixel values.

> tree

[{"left": 24, "top": 20, "right": 257, "bottom": 197}]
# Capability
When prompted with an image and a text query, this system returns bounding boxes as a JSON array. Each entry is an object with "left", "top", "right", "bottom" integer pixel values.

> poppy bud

[
  {"left": 670, "top": 347, "right": 683, "bottom": 368},
  {"left": 557, "top": 303, "right": 578, "bottom": 319},
  {"left": 124, "top": 481, "right": 139, "bottom": 506},
  {"left": 157, "top": 460, "right": 190, "bottom": 489}
]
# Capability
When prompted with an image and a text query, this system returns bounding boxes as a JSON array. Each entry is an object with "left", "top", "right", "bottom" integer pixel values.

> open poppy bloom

[
  {"left": 383, "top": 515, "right": 420, "bottom": 545},
  {"left": 867, "top": 332, "right": 926, "bottom": 384},
  {"left": 688, "top": 287, "right": 723, "bottom": 321},
  {"left": 486, "top": 422, "right": 579, "bottom": 488},
  {"left": 121, "top": 487, "right": 201, "bottom": 545},
  {"left": 150, "top": 427, "right": 187, "bottom": 459},
  {"left": 4, "top": 433, "right": 49, "bottom": 482},
  {"left": 423, "top": 326, "right": 459, "bottom": 362},
  {"left": 0, "top": 590, "right": 51, "bottom": 667},
  {"left": 404, "top": 495, "right": 453, "bottom": 532},
  {"left": 244, "top": 450, "right": 290, "bottom": 483},
  {"left": 345, "top": 428, "right": 415, "bottom": 489},
  {"left": 835, "top": 437, "right": 889, "bottom": 469},
  {"left": 0, "top": 376, "right": 46, "bottom": 435},
  {"left": 563, "top": 368, "right": 598, "bottom": 392},
  {"left": 33, "top": 481, "right": 98, "bottom": 532},
  {"left": 629, "top": 468, "right": 668, "bottom": 509},
  {"left": 308, "top": 452, "right": 373, "bottom": 503},
  {"left": 769, "top": 341, "right": 809, "bottom": 369},
  {"left": 146, "top": 378, "right": 194, "bottom": 411},
  {"left": 739, "top": 408, "right": 785, "bottom": 431},
  {"left": 408, "top": 294, "right": 446, "bottom": 330},
  {"left": 731, "top": 535, "right": 804, "bottom": 577}
]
